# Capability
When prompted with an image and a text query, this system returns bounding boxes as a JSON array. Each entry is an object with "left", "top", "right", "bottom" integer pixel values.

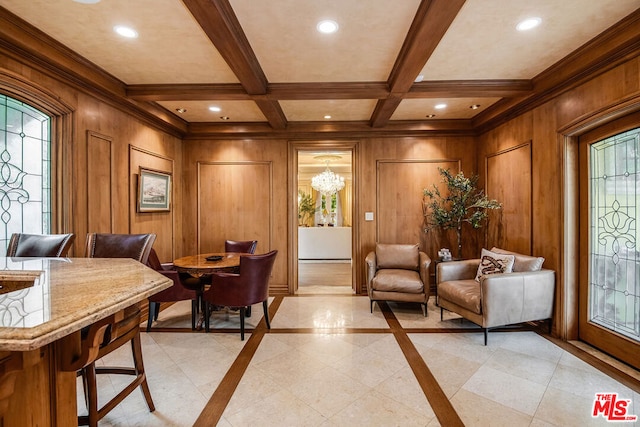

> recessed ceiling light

[
  {"left": 73, "top": 0, "right": 101, "bottom": 3},
  {"left": 317, "top": 20, "right": 339, "bottom": 34},
  {"left": 426, "top": 114, "right": 436, "bottom": 118},
  {"left": 434, "top": 103, "right": 447, "bottom": 110},
  {"left": 209, "top": 106, "right": 222, "bottom": 112},
  {"left": 516, "top": 17, "right": 541, "bottom": 31},
  {"left": 469, "top": 104, "right": 481, "bottom": 110},
  {"left": 220, "top": 116, "right": 230, "bottom": 120},
  {"left": 113, "top": 25, "right": 138, "bottom": 38},
  {"left": 324, "top": 115, "right": 332, "bottom": 119},
  {"left": 175, "top": 108, "right": 187, "bottom": 114}
]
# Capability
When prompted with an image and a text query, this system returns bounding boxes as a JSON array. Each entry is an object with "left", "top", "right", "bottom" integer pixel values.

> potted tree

[
  {"left": 298, "top": 190, "right": 317, "bottom": 226},
  {"left": 423, "top": 168, "right": 501, "bottom": 259}
]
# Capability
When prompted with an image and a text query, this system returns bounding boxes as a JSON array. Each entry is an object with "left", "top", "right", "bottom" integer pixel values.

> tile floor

[{"left": 80, "top": 296, "right": 640, "bottom": 426}]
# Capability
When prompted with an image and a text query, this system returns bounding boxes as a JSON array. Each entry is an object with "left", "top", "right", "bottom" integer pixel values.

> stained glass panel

[
  {"left": 0, "top": 94, "right": 51, "bottom": 250},
  {"left": 589, "top": 127, "right": 640, "bottom": 342}
]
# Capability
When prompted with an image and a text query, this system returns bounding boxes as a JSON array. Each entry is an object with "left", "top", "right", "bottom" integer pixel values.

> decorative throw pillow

[
  {"left": 475, "top": 248, "right": 515, "bottom": 282},
  {"left": 489, "top": 247, "right": 544, "bottom": 272}
]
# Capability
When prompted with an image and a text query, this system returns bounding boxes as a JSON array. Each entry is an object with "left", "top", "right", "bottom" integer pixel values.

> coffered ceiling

[{"left": 0, "top": 0, "right": 638, "bottom": 130}]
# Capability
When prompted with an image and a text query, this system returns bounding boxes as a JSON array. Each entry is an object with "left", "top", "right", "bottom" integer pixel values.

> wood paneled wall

[
  {"left": 484, "top": 142, "right": 532, "bottom": 254},
  {"left": 197, "top": 161, "right": 272, "bottom": 253},
  {"left": 182, "top": 139, "right": 288, "bottom": 293},
  {"left": 477, "top": 56, "right": 640, "bottom": 339},
  {"left": 0, "top": 53, "right": 182, "bottom": 259}
]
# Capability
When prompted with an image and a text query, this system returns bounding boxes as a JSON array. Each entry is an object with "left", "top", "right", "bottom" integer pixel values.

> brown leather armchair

[
  {"left": 437, "top": 247, "right": 555, "bottom": 345},
  {"left": 146, "top": 248, "right": 198, "bottom": 332},
  {"left": 365, "top": 243, "right": 431, "bottom": 316},
  {"left": 6, "top": 233, "right": 75, "bottom": 257},
  {"left": 202, "top": 250, "right": 277, "bottom": 340},
  {"left": 77, "top": 233, "right": 157, "bottom": 426}
]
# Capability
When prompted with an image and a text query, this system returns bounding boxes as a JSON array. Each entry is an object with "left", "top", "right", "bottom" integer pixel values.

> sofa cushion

[
  {"left": 371, "top": 269, "right": 423, "bottom": 293},
  {"left": 490, "top": 247, "right": 544, "bottom": 272},
  {"left": 376, "top": 243, "right": 419, "bottom": 270},
  {"left": 475, "top": 248, "right": 515, "bottom": 282},
  {"left": 438, "top": 279, "right": 481, "bottom": 314}
]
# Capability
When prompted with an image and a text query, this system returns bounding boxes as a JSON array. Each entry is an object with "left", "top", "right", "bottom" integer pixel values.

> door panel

[{"left": 579, "top": 118, "right": 640, "bottom": 370}]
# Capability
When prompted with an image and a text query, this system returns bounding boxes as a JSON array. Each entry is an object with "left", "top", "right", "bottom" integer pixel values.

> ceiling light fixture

[
  {"left": 516, "top": 17, "right": 541, "bottom": 31},
  {"left": 469, "top": 104, "right": 481, "bottom": 110},
  {"left": 317, "top": 20, "right": 339, "bottom": 34},
  {"left": 220, "top": 116, "right": 230, "bottom": 120},
  {"left": 324, "top": 115, "right": 332, "bottom": 119},
  {"left": 73, "top": 0, "right": 101, "bottom": 3},
  {"left": 208, "top": 106, "right": 221, "bottom": 112},
  {"left": 434, "top": 103, "right": 447, "bottom": 110},
  {"left": 175, "top": 108, "right": 187, "bottom": 113},
  {"left": 311, "top": 155, "right": 345, "bottom": 196},
  {"left": 426, "top": 114, "right": 436, "bottom": 118},
  {"left": 113, "top": 25, "right": 138, "bottom": 38}
]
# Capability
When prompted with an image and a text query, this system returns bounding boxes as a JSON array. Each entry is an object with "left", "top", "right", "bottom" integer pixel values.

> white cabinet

[{"left": 298, "top": 227, "right": 352, "bottom": 260}]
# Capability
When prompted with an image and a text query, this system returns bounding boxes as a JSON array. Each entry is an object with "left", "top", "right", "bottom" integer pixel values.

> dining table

[
  {"left": 172, "top": 252, "right": 244, "bottom": 276},
  {"left": 172, "top": 252, "right": 248, "bottom": 329}
]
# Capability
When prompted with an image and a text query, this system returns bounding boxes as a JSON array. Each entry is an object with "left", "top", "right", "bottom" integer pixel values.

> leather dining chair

[
  {"left": 146, "top": 248, "right": 198, "bottom": 331},
  {"left": 202, "top": 250, "right": 277, "bottom": 340},
  {"left": 6, "top": 232, "right": 75, "bottom": 257},
  {"left": 76, "top": 233, "right": 156, "bottom": 427},
  {"left": 223, "top": 239, "right": 258, "bottom": 284},
  {"left": 224, "top": 239, "right": 258, "bottom": 254}
]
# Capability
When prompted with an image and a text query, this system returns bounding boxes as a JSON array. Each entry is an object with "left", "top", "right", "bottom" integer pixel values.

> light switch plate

[{"left": 365, "top": 212, "right": 374, "bottom": 221}]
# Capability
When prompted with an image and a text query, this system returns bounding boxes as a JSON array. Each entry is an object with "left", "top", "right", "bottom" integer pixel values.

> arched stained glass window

[{"left": 0, "top": 94, "right": 51, "bottom": 250}]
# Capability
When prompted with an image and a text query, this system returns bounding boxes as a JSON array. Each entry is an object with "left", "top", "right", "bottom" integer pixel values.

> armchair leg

[
  {"left": 483, "top": 328, "right": 488, "bottom": 345},
  {"left": 422, "top": 303, "right": 428, "bottom": 317},
  {"left": 239, "top": 307, "right": 245, "bottom": 340},
  {"left": 245, "top": 305, "right": 252, "bottom": 317},
  {"left": 154, "top": 303, "right": 160, "bottom": 321},
  {"left": 440, "top": 307, "right": 443, "bottom": 321},
  {"left": 370, "top": 300, "right": 373, "bottom": 313},
  {"left": 262, "top": 300, "right": 270, "bottom": 329}
]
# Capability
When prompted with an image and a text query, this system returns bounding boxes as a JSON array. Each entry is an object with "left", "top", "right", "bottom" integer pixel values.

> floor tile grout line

[
  {"left": 543, "top": 334, "right": 640, "bottom": 394},
  {"left": 379, "top": 301, "right": 465, "bottom": 427},
  {"left": 192, "top": 296, "right": 284, "bottom": 426}
]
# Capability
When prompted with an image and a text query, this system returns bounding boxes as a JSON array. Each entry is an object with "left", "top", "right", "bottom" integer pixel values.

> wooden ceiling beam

[
  {"left": 371, "top": 0, "right": 466, "bottom": 127},
  {"left": 254, "top": 97, "right": 288, "bottom": 130},
  {"left": 126, "top": 84, "right": 249, "bottom": 101},
  {"left": 181, "top": 0, "right": 287, "bottom": 129},
  {"left": 407, "top": 80, "right": 533, "bottom": 98},
  {"left": 181, "top": 0, "right": 266, "bottom": 94},
  {"left": 186, "top": 119, "right": 475, "bottom": 140},
  {"left": 126, "top": 79, "right": 531, "bottom": 102}
]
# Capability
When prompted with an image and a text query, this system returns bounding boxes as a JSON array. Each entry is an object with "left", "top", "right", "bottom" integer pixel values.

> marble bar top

[{"left": 0, "top": 257, "right": 172, "bottom": 352}]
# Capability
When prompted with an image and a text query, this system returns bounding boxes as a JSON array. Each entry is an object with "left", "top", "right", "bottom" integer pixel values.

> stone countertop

[{"left": 0, "top": 257, "right": 172, "bottom": 352}]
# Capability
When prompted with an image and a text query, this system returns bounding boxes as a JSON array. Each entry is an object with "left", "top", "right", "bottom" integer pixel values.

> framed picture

[{"left": 137, "top": 168, "right": 171, "bottom": 212}]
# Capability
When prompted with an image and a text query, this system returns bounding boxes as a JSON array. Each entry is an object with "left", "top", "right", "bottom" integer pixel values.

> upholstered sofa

[
  {"left": 365, "top": 243, "right": 431, "bottom": 316},
  {"left": 436, "top": 247, "right": 555, "bottom": 344}
]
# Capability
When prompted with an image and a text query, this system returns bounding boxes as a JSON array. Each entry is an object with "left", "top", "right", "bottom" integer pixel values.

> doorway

[{"left": 291, "top": 142, "right": 356, "bottom": 294}]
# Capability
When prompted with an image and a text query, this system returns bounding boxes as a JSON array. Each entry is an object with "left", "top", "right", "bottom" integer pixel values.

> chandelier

[{"left": 311, "top": 155, "right": 345, "bottom": 196}]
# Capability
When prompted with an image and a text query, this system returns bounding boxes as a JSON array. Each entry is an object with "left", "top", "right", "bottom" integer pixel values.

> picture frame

[{"left": 137, "top": 168, "right": 171, "bottom": 212}]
